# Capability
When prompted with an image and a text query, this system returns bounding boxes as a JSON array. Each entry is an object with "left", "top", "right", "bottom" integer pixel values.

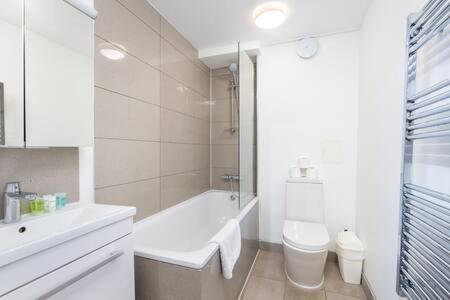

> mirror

[
  {"left": 0, "top": 1, "right": 24, "bottom": 147},
  {"left": 0, "top": 0, "right": 94, "bottom": 148}
]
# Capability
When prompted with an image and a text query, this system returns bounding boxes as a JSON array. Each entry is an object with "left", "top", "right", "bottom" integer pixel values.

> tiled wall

[
  {"left": 0, "top": 148, "right": 79, "bottom": 218},
  {"left": 211, "top": 68, "right": 239, "bottom": 191},
  {"left": 94, "top": 0, "right": 210, "bottom": 222}
]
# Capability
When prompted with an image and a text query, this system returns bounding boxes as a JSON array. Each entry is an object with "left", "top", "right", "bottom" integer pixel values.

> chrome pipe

[
  {"left": 410, "top": 0, "right": 446, "bottom": 36},
  {"left": 404, "top": 183, "right": 450, "bottom": 202},
  {"left": 401, "top": 257, "right": 444, "bottom": 299},
  {"left": 402, "top": 248, "right": 448, "bottom": 296},
  {"left": 404, "top": 192, "right": 449, "bottom": 213},
  {"left": 409, "top": 13, "right": 449, "bottom": 54},
  {"left": 404, "top": 202, "right": 448, "bottom": 229},
  {"left": 410, "top": 2, "right": 449, "bottom": 43},
  {"left": 407, "top": 103, "right": 450, "bottom": 121},
  {"left": 407, "top": 90, "right": 450, "bottom": 111},
  {"left": 400, "top": 286, "right": 420, "bottom": 300},
  {"left": 404, "top": 222, "right": 449, "bottom": 259},
  {"left": 407, "top": 116, "right": 450, "bottom": 130},
  {"left": 403, "top": 231, "right": 449, "bottom": 271},
  {"left": 401, "top": 263, "right": 432, "bottom": 300},
  {"left": 407, "top": 79, "right": 449, "bottom": 102},
  {"left": 403, "top": 211, "right": 448, "bottom": 241},
  {"left": 406, "top": 129, "right": 450, "bottom": 140}
]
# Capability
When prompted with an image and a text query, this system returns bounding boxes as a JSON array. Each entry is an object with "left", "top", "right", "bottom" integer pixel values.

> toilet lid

[{"left": 283, "top": 220, "right": 329, "bottom": 251}]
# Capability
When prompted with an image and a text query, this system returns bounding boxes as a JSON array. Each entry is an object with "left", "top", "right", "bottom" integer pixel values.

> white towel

[{"left": 209, "top": 219, "right": 241, "bottom": 279}]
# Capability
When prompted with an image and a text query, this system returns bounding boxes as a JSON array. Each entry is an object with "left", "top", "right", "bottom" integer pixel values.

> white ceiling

[{"left": 148, "top": 0, "right": 371, "bottom": 51}]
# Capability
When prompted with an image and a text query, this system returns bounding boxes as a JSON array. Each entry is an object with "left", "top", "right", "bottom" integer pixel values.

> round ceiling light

[
  {"left": 99, "top": 48, "right": 125, "bottom": 60},
  {"left": 254, "top": 2, "right": 287, "bottom": 29}
]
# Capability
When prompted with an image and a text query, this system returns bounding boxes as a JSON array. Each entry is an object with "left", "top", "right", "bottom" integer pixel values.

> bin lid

[{"left": 336, "top": 231, "right": 364, "bottom": 251}]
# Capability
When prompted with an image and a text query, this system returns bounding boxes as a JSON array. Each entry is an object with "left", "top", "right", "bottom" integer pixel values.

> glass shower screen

[{"left": 238, "top": 45, "right": 256, "bottom": 208}]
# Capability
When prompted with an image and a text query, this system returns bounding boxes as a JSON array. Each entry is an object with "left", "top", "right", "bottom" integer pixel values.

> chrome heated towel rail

[{"left": 398, "top": 0, "right": 450, "bottom": 299}]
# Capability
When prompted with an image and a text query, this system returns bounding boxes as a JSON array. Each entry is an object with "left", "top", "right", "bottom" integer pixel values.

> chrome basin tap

[{"left": 3, "top": 182, "right": 37, "bottom": 224}]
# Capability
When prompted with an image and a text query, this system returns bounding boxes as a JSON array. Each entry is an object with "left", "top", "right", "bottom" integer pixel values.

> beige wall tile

[
  {"left": 161, "top": 143, "right": 209, "bottom": 176},
  {"left": 192, "top": 65, "right": 210, "bottom": 98},
  {"left": 95, "top": 138, "right": 160, "bottom": 188},
  {"left": 95, "top": 87, "right": 160, "bottom": 141},
  {"left": 161, "top": 18, "right": 197, "bottom": 62},
  {"left": 188, "top": 90, "right": 210, "bottom": 122},
  {"left": 116, "top": 0, "right": 161, "bottom": 34},
  {"left": 195, "top": 59, "right": 210, "bottom": 73},
  {"left": 95, "top": 0, "right": 160, "bottom": 67},
  {"left": 212, "top": 75, "right": 232, "bottom": 100},
  {"left": 160, "top": 73, "right": 189, "bottom": 114},
  {"left": 93, "top": 0, "right": 211, "bottom": 222},
  {"left": 161, "top": 109, "right": 188, "bottom": 143},
  {"left": 212, "top": 99, "right": 238, "bottom": 122},
  {"left": 161, "top": 109, "right": 209, "bottom": 144},
  {"left": 212, "top": 122, "right": 238, "bottom": 145},
  {"left": 161, "top": 143, "right": 194, "bottom": 176},
  {"left": 212, "top": 67, "right": 233, "bottom": 77},
  {"left": 95, "top": 178, "right": 160, "bottom": 222},
  {"left": 212, "top": 145, "right": 238, "bottom": 168},
  {"left": 0, "top": 148, "right": 79, "bottom": 217},
  {"left": 95, "top": 37, "right": 160, "bottom": 105},
  {"left": 161, "top": 39, "right": 194, "bottom": 89},
  {"left": 161, "top": 168, "right": 209, "bottom": 209}
]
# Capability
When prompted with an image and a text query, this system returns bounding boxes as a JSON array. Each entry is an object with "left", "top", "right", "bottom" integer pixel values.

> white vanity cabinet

[
  {"left": 0, "top": 204, "right": 136, "bottom": 299},
  {"left": 0, "top": 0, "right": 95, "bottom": 148}
]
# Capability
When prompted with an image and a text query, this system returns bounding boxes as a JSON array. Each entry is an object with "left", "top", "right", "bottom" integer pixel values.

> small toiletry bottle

[
  {"left": 48, "top": 194, "right": 57, "bottom": 212},
  {"left": 43, "top": 195, "right": 51, "bottom": 212},
  {"left": 29, "top": 197, "right": 45, "bottom": 215},
  {"left": 22, "top": 194, "right": 36, "bottom": 215},
  {"left": 56, "top": 192, "right": 67, "bottom": 209}
]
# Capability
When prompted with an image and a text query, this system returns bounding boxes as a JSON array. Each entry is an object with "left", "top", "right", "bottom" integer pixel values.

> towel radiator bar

[{"left": 398, "top": 0, "right": 450, "bottom": 299}]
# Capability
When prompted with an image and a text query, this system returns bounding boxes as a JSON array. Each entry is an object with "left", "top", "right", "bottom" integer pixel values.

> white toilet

[{"left": 282, "top": 178, "right": 330, "bottom": 290}]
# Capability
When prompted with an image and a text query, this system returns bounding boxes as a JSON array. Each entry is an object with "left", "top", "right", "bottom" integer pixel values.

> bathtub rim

[{"left": 133, "top": 191, "right": 259, "bottom": 269}]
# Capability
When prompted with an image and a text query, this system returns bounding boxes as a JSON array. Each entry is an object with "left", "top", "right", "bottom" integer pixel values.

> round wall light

[{"left": 253, "top": 2, "right": 287, "bottom": 29}]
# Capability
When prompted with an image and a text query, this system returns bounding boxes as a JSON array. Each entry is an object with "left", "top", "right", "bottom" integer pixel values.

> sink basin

[{"left": 0, "top": 203, "right": 135, "bottom": 267}]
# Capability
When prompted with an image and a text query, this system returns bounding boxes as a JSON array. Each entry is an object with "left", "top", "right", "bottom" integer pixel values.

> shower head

[{"left": 229, "top": 63, "right": 238, "bottom": 74}]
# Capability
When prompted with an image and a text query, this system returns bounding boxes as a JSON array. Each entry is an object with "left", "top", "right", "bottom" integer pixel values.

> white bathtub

[{"left": 134, "top": 190, "right": 258, "bottom": 269}]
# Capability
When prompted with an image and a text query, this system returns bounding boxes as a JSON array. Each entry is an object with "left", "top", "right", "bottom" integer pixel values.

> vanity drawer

[
  {"left": 0, "top": 217, "right": 133, "bottom": 296},
  {"left": 3, "top": 234, "right": 134, "bottom": 300}
]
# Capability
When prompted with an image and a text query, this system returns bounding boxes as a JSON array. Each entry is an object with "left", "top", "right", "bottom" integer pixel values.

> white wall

[
  {"left": 257, "top": 32, "right": 360, "bottom": 249},
  {"left": 356, "top": 0, "right": 428, "bottom": 299}
]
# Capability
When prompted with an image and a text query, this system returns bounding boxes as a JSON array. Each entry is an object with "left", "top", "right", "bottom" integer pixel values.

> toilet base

[
  {"left": 282, "top": 238, "right": 328, "bottom": 290},
  {"left": 285, "top": 264, "right": 324, "bottom": 290}
]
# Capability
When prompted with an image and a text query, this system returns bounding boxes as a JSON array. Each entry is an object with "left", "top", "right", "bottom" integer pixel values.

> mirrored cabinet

[
  {"left": 0, "top": 0, "right": 95, "bottom": 148},
  {"left": 0, "top": 1, "right": 23, "bottom": 147}
]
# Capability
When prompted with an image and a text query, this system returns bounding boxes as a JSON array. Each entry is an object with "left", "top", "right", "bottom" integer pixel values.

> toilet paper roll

[
  {"left": 307, "top": 167, "right": 319, "bottom": 179},
  {"left": 297, "top": 157, "right": 311, "bottom": 169},
  {"left": 289, "top": 167, "right": 301, "bottom": 178}
]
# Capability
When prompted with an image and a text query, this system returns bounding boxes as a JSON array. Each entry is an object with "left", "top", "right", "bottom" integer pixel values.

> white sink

[{"left": 0, "top": 203, "right": 136, "bottom": 268}]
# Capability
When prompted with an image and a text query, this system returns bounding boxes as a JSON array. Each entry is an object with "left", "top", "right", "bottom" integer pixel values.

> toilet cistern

[{"left": 282, "top": 177, "right": 329, "bottom": 289}]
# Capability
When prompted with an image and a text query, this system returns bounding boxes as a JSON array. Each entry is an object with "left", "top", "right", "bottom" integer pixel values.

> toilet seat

[{"left": 283, "top": 220, "right": 329, "bottom": 251}]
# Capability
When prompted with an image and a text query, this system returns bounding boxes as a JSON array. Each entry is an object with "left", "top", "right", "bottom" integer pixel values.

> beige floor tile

[
  {"left": 284, "top": 281, "right": 326, "bottom": 300},
  {"left": 325, "top": 291, "right": 361, "bottom": 300},
  {"left": 324, "top": 263, "right": 366, "bottom": 299},
  {"left": 252, "top": 250, "right": 286, "bottom": 282},
  {"left": 242, "top": 276, "right": 285, "bottom": 300}
]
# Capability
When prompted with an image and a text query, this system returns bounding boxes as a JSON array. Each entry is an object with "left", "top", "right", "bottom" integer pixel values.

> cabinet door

[
  {"left": 0, "top": 1, "right": 24, "bottom": 147},
  {"left": 25, "top": 0, "right": 94, "bottom": 147},
  {"left": 4, "top": 234, "right": 135, "bottom": 300}
]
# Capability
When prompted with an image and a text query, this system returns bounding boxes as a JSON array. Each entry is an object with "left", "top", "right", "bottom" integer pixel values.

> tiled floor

[{"left": 241, "top": 250, "right": 367, "bottom": 300}]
